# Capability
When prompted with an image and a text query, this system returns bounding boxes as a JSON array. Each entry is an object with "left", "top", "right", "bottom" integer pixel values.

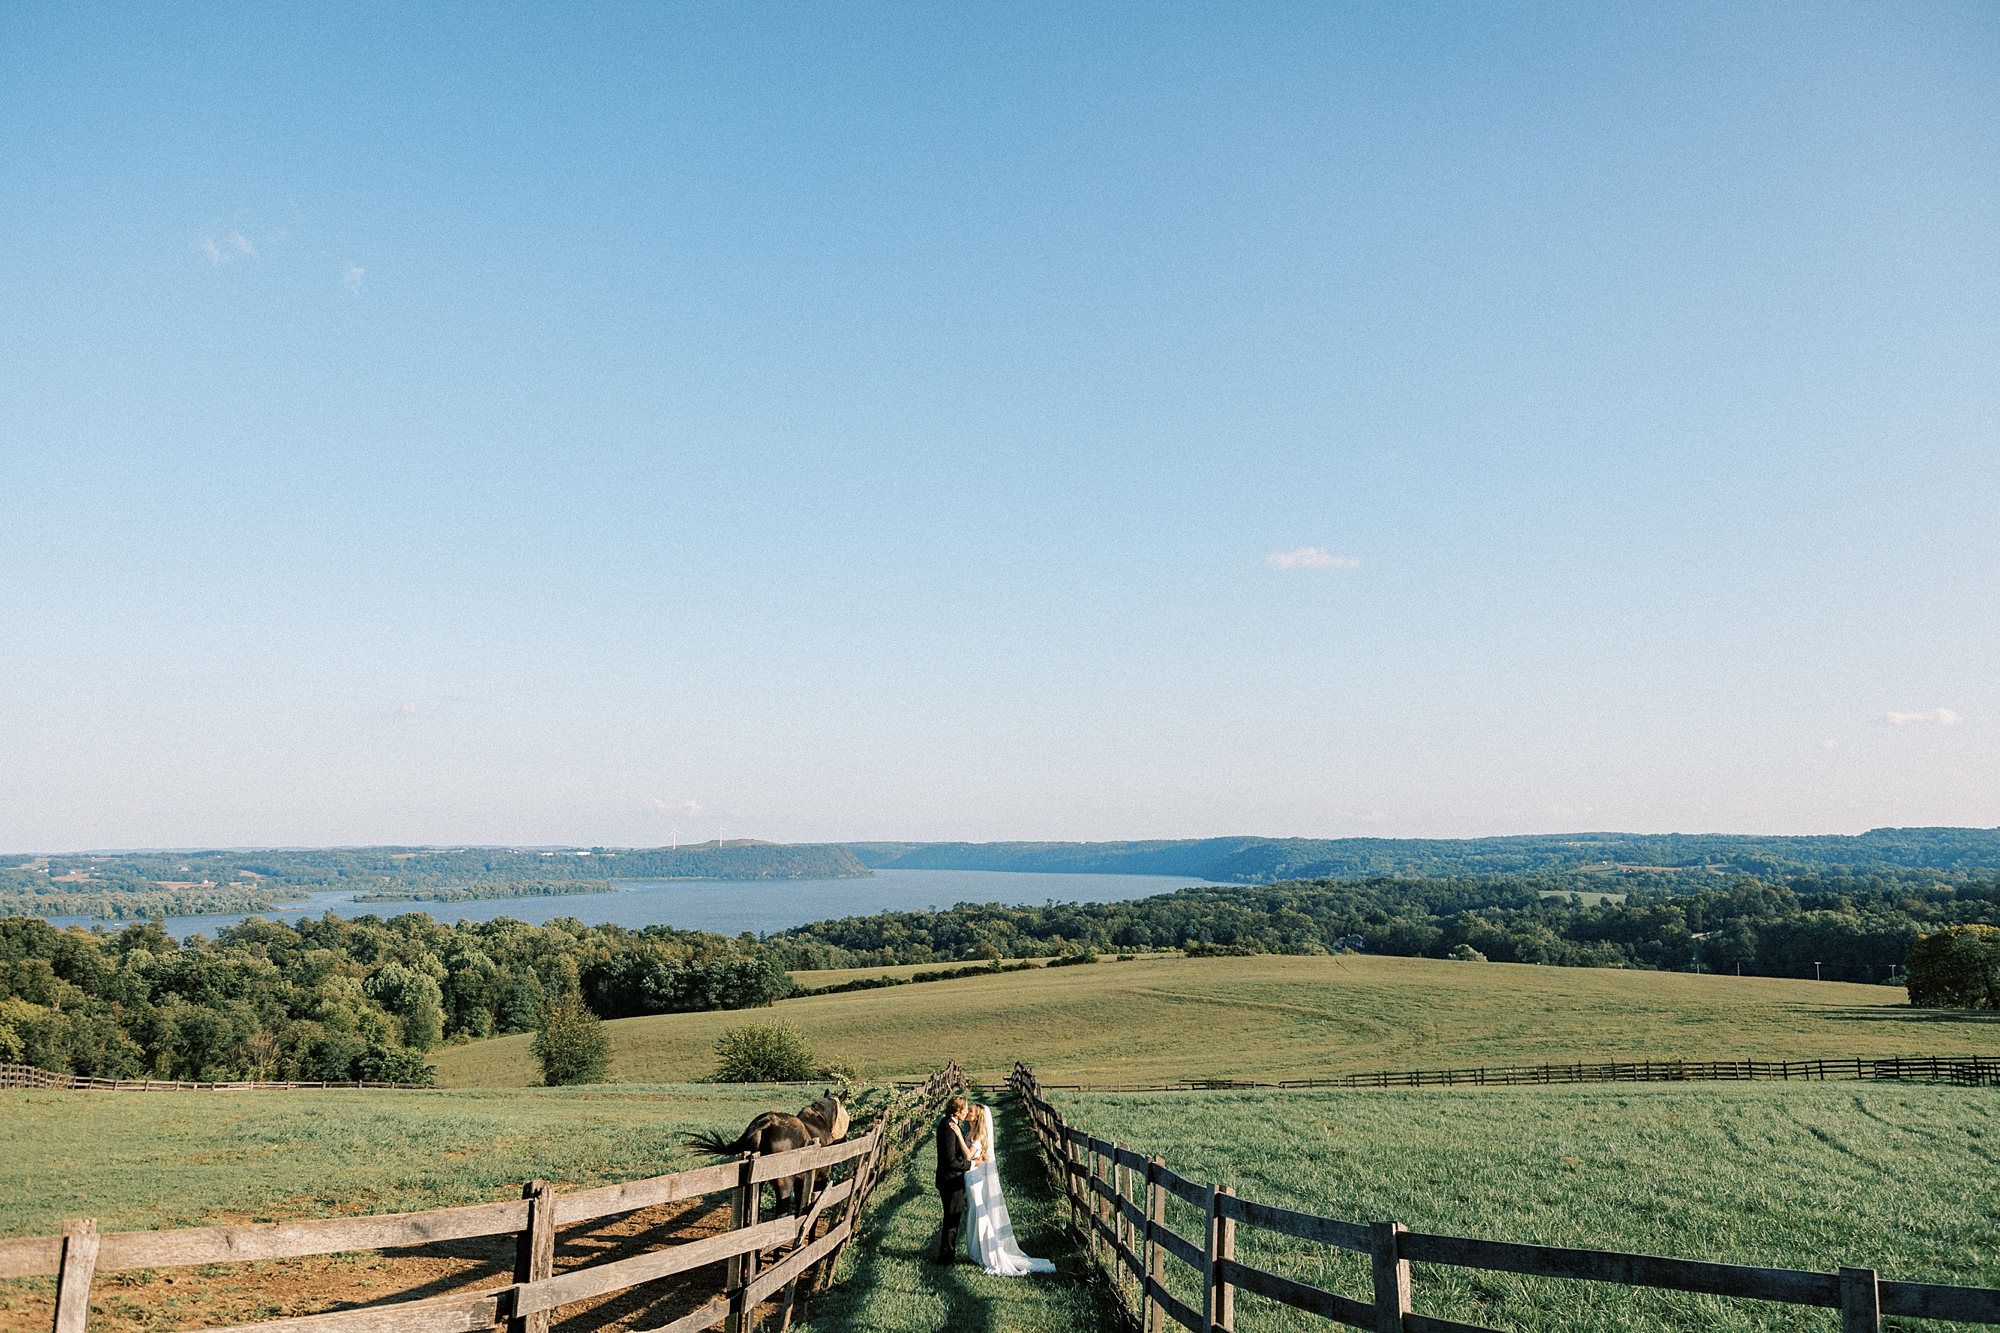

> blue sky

[{"left": 3, "top": 3, "right": 1995, "bottom": 851}]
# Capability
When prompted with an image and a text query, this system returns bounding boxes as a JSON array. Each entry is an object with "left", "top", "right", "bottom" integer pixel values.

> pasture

[
  {"left": 433, "top": 952, "right": 1992, "bottom": 1087},
  {"left": 0, "top": 1084, "right": 887, "bottom": 1333},
  {"left": 1045, "top": 1081, "right": 2000, "bottom": 1332}
]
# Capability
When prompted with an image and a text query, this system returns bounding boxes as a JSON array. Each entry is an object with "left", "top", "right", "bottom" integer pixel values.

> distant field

[
  {"left": 432, "top": 952, "right": 1990, "bottom": 1088},
  {"left": 1045, "top": 1082, "right": 2000, "bottom": 1332}
]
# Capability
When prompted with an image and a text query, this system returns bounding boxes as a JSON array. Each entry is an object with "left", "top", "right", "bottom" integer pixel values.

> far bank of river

[{"left": 42, "top": 868, "right": 1232, "bottom": 942}]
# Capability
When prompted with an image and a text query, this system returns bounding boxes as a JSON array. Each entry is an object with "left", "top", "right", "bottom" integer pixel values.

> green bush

[
  {"left": 1448, "top": 943, "right": 1489, "bottom": 962},
  {"left": 711, "top": 1020, "right": 815, "bottom": 1082},
  {"left": 531, "top": 991, "right": 611, "bottom": 1086},
  {"left": 1905, "top": 925, "right": 2000, "bottom": 1009}
]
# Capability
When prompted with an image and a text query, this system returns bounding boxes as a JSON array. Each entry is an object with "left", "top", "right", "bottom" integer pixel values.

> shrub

[
  {"left": 1183, "top": 941, "right": 1261, "bottom": 958},
  {"left": 1905, "top": 925, "right": 2000, "bottom": 1009},
  {"left": 712, "top": 1020, "right": 816, "bottom": 1082},
  {"left": 532, "top": 991, "right": 611, "bottom": 1086},
  {"left": 1448, "top": 944, "right": 1489, "bottom": 962}
]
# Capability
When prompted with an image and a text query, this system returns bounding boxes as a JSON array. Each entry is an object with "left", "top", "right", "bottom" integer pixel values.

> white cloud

[
  {"left": 343, "top": 265, "right": 364, "bottom": 294},
  {"left": 225, "top": 231, "right": 256, "bottom": 257},
  {"left": 397, "top": 700, "right": 418, "bottom": 719},
  {"left": 647, "top": 798, "right": 703, "bottom": 816},
  {"left": 1821, "top": 739, "right": 1839, "bottom": 749},
  {"left": 1267, "top": 547, "right": 1360, "bottom": 570},
  {"left": 195, "top": 236, "right": 222, "bottom": 265},
  {"left": 1886, "top": 708, "right": 1961, "bottom": 726}
]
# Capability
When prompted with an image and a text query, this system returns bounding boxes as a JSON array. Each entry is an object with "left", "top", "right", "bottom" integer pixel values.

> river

[{"left": 41, "top": 868, "right": 1232, "bottom": 942}]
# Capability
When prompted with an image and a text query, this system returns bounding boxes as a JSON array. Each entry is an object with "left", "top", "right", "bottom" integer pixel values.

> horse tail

[{"left": 686, "top": 1128, "right": 755, "bottom": 1156}]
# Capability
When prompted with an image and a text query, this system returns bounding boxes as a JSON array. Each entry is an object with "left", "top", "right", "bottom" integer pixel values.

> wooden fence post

[
  {"left": 1214, "top": 1186, "right": 1236, "bottom": 1332},
  {"left": 1370, "top": 1221, "right": 1410, "bottom": 1333},
  {"left": 1088, "top": 1143, "right": 1103, "bottom": 1264},
  {"left": 52, "top": 1219, "right": 98, "bottom": 1333},
  {"left": 1840, "top": 1267, "right": 1879, "bottom": 1333},
  {"left": 1111, "top": 1145, "right": 1126, "bottom": 1289},
  {"left": 1145, "top": 1156, "right": 1167, "bottom": 1333},
  {"left": 725, "top": 1154, "right": 761, "bottom": 1333},
  {"left": 508, "top": 1183, "right": 554, "bottom": 1333},
  {"left": 1065, "top": 1134, "right": 1080, "bottom": 1235},
  {"left": 1201, "top": 1184, "right": 1219, "bottom": 1331}
]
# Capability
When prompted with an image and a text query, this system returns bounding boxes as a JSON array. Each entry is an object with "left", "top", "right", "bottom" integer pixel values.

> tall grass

[{"left": 1051, "top": 1082, "right": 2000, "bottom": 1332}]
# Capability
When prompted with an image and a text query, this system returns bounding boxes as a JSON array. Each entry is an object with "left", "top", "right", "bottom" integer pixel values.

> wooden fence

[
  {"left": 1008, "top": 1063, "right": 2000, "bottom": 1333},
  {"left": 0, "top": 1062, "right": 430, "bottom": 1092},
  {"left": 1, "top": 1063, "right": 966, "bottom": 1333},
  {"left": 1025, "top": 1052, "right": 2000, "bottom": 1094}
]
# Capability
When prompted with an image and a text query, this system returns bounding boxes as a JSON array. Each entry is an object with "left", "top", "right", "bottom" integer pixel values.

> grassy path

[{"left": 799, "top": 1092, "right": 1124, "bottom": 1333}]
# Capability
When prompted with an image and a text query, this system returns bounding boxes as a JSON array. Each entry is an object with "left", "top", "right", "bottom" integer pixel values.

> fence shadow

[{"left": 1817, "top": 1007, "right": 2000, "bottom": 1026}]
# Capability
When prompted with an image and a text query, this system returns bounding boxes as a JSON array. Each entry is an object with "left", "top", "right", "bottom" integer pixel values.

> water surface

[{"left": 43, "top": 868, "right": 1229, "bottom": 943}]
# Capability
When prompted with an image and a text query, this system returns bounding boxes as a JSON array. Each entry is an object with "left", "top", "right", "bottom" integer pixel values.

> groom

[{"left": 932, "top": 1095, "right": 980, "bottom": 1263}]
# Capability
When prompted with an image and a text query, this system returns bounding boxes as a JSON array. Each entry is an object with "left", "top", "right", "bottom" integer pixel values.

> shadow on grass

[{"left": 1815, "top": 1006, "right": 2000, "bottom": 1027}]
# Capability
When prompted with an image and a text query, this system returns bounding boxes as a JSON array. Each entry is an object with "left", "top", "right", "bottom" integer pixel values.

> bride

[{"left": 955, "top": 1103, "right": 1056, "bottom": 1275}]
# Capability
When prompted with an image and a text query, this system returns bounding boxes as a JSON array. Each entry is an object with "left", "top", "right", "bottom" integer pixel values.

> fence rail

[
  {"left": 1025, "top": 1052, "right": 2000, "bottom": 1093},
  {"left": 1008, "top": 1062, "right": 2000, "bottom": 1333},
  {"left": 0, "top": 1063, "right": 430, "bottom": 1092},
  {"left": 6, "top": 1064, "right": 966, "bottom": 1333}
]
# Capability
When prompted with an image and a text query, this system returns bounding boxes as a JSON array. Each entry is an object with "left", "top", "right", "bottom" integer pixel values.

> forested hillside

[
  {"left": 0, "top": 842, "right": 869, "bottom": 920},
  {"left": 848, "top": 827, "right": 2000, "bottom": 883},
  {"left": 766, "top": 872, "right": 2000, "bottom": 984}
]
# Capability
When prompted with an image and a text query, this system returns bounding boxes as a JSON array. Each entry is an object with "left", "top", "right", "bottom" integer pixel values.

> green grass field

[
  {"left": 435, "top": 953, "right": 1995, "bottom": 1088},
  {"left": 0, "top": 1084, "right": 875, "bottom": 1237},
  {"left": 1045, "top": 1082, "right": 2000, "bottom": 1332}
]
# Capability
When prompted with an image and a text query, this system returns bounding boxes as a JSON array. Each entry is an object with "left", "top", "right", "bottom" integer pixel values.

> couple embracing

[{"left": 932, "top": 1095, "right": 1056, "bottom": 1275}]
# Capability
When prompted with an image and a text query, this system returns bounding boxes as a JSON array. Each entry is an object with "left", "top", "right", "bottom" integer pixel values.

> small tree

[
  {"left": 1905, "top": 925, "right": 2000, "bottom": 1009},
  {"left": 712, "top": 1020, "right": 816, "bottom": 1082},
  {"left": 532, "top": 990, "right": 611, "bottom": 1086}
]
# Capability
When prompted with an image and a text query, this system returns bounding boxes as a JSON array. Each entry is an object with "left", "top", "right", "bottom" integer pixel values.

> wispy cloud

[
  {"left": 1267, "top": 546, "right": 1360, "bottom": 570},
  {"left": 1886, "top": 708, "right": 1961, "bottom": 726},
  {"left": 195, "top": 231, "right": 260, "bottom": 265},
  {"left": 647, "top": 798, "right": 703, "bottom": 816},
  {"left": 343, "top": 265, "right": 364, "bottom": 294}
]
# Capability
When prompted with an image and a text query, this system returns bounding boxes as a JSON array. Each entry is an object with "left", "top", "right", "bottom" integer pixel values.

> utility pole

[{"left": 1814, "top": 961, "right": 1822, "bottom": 982}]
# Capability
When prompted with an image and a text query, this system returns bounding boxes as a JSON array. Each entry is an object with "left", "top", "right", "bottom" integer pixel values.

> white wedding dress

[{"left": 961, "top": 1105, "right": 1056, "bottom": 1275}]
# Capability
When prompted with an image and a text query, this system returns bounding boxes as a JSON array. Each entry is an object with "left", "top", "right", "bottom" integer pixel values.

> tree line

[
  {"left": 0, "top": 912, "right": 786, "bottom": 1081},
  {"left": 762, "top": 872, "right": 2000, "bottom": 983}
]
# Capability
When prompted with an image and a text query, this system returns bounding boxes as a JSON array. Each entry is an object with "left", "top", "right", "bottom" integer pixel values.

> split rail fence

[
  {"left": 2, "top": 1063, "right": 966, "bottom": 1333},
  {"left": 1, "top": 1062, "right": 430, "bottom": 1092},
  {"left": 1009, "top": 1062, "right": 2000, "bottom": 1333},
  {"left": 1027, "top": 1053, "right": 2000, "bottom": 1094}
]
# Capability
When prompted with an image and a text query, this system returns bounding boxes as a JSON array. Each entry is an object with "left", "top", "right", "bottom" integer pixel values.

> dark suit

[{"left": 934, "top": 1112, "right": 973, "bottom": 1261}]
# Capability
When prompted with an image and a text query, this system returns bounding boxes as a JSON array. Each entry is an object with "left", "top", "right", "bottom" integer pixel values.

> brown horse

[{"left": 687, "top": 1090, "right": 846, "bottom": 1215}]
